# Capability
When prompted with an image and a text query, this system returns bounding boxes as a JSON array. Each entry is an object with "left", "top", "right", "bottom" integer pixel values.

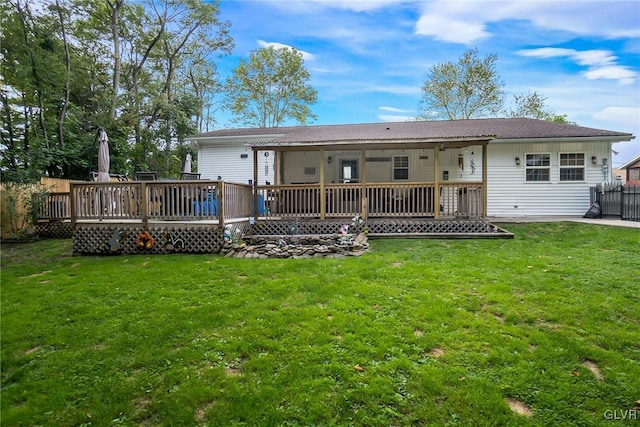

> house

[
  {"left": 619, "top": 154, "right": 640, "bottom": 185},
  {"left": 187, "top": 118, "right": 635, "bottom": 218}
]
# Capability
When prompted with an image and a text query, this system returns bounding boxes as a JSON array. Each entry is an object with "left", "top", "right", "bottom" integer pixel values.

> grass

[{"left": 1, "top": 222, "right": 639, "bottom": 426}]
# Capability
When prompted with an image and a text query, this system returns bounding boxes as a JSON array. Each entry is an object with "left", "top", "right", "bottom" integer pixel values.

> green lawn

[{"left": 1, "top": 222, "right": 639, "bottom": 426}]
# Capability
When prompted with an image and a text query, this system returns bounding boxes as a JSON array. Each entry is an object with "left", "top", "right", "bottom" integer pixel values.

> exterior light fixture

[
  {"left": 327, "top": 156, "right": 332, "bottom": 164},
  {"left": 592, "top": 155, "right": 598, "bottom": 164},
  {"left": 515, "top": 157, "right": 521, "bottom": 166}
]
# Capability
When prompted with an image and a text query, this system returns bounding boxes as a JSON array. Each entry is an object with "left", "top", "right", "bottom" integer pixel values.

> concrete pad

[{"left": 489, "top": 216, "right": 640, "bottom": 229}]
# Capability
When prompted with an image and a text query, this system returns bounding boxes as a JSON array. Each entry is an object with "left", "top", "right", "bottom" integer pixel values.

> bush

[{"left": 0, "top": 182, "right": 50, "bottom": 240}]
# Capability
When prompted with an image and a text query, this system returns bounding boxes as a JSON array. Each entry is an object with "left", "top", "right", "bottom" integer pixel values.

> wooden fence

[{"left": 590, "top": 184, "right": 640, "bottom": 221}]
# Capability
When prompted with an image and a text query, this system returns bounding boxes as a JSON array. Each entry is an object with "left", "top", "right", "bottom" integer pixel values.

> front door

[{"left": 340, "top": 159, "right": 359, "bottom": 183}]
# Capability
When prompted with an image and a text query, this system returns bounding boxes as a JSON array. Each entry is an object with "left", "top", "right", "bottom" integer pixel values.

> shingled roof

[{"left": 189, "top": 118, "right": 633, "bottom": 145}]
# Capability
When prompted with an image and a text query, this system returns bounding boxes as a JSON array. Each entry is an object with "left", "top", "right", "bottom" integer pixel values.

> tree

[
  {"left": 505, "top": 91, "right": 552, "bottom": 120},
  {"left": 417, "top": 48, "right": 505, "bottom": 120},
  {"left": 225, "top": 46, "right": 318, "bottom": 128},
  {"left": 505, "top": 91, "right": 573, "bottom": 124},
  {"left": 1, "top": 0, "right": 233, "bottom": 182}
]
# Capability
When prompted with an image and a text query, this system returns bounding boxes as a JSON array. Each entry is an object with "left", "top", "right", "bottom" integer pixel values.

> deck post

[
  {"left": 69, "top": 182, "right": 76, "bottom": 229},
  {"left": 434, "top": 147, "right": 440, "bottom": 219},
  {"left": 140, "top": 182, "right": 148, "bottom": 229},
  {"left": 253, "top": 149, "right": 259, "bottom": 222},
  {"left": 361, "top": 149, "right": 367, "bottom": 220},
  {"left": 218, "top": 181, "right": 225, "bottom": 228},
  {"left": 482, "top": 143, "right": 488, "bottom": 217},
  {"left": 320, "top": 149, "right": 326, "bottom": 220}
]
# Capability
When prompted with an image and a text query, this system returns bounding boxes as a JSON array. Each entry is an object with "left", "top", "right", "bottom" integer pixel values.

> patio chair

[
  {"left": 180, "top": 172, "right": 201, "bottom": 180},
  {"left": 135, "top": 171, "right": 158, "bottom": 181}
]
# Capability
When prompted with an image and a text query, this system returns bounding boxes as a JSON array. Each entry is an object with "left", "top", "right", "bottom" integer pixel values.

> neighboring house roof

[
  {"left": 619, "top": 154, "right": 640, "bottom": 170},
  {"left": 188, "top": 118, "right": 634, "bottom": 147}
]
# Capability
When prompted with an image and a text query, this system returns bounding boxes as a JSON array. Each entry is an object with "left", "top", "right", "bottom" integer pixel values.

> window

[
  {"left": 559, "top": 153, "right": 585, "bottom": 181},
  {"left": 393, "top": 156, "right": 409, "bottom": 180},
  {"left": 525, "top": 153, "right": 550, "bottom": 182}
]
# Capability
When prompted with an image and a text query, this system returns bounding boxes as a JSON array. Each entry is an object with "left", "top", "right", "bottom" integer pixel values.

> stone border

[{"left": 220, "top": 233, "right": 369, "bottom": 259}]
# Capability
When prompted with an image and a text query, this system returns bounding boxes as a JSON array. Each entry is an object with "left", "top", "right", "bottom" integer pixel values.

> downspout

[{"left": 253, "top": 149, "right": 259, "bottom": 222}]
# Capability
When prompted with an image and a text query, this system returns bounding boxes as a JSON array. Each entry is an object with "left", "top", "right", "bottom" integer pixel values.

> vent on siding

[
  {"left": 240, "top": 154, "right": 248, "bottom": 159},
  {"left": 304, "top": 167, "right": 316, "bottom": 175}
]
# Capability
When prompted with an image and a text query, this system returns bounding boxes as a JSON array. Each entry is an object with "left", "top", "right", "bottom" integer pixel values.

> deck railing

[
  {"left": 39, "top": 193, "right": 71, "bottom": 220},
  {"left": 256, "top": 182, "right": 484, "bottom": 218},
  {"left": 52, "top": 181, "right": 484, "bottom": 225},
  {"left": 69, "top": 180, "right": 253, "bottom": 225}
]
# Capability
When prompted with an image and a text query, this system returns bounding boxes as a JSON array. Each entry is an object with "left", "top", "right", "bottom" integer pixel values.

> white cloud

[
  {"left": 414, "top": 1, "right": 640, "bottom": 44},
  {"left": 283, "top": 0, "right": 409, "bottom": 12},
  {"left": 378, "top": 114, "right": 414, "bottom": 122},
  {"left": 379, "top": 106, "right": 413, "bottom": 113},
  {"left": 370, "top": 84, "right": 421, "bottom": 96},
  {"left": 594, "top": 107, "right": 640, "bottom": 128},
  {"left": 257, "top": 40, "right": 315, "bottom": 61},
  {"left": 518, "top": 48, "right": 638, "bottom": 84},
  {"left": 415, "top": 13, "right": 489, "bottom": 44}
]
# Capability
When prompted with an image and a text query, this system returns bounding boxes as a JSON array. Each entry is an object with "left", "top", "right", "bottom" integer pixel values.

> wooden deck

[{"left": 34, "top": 180, "right": 508, "bottom": 254}]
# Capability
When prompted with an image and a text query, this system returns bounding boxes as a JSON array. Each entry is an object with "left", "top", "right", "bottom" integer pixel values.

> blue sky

[{"left": 212, "top": 0, "right": 640, "bottom": 167}]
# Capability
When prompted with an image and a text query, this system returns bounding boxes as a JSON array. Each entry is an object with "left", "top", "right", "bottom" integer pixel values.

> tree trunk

[
  {"left": 15, "top": 0, "right": 50, "bottom": 149},
  {"left": 55, "top": 0, "right": 71, "bottom": 149},
  {"left": 108, "top": 0, "right": 123, "bottom": 119}
]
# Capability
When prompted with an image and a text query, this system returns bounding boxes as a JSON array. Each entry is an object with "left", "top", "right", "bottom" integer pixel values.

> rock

[
  {"left": 354, "top": 232, "right": 368, "bottom": 245},
  {"left": 219, "top": 234, "right": 369, "bottom": 259}
]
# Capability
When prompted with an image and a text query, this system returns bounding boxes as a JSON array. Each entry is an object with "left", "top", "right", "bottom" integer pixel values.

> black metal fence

[{"left": 590, "top": 184, "right": 640, "bottom": 221}]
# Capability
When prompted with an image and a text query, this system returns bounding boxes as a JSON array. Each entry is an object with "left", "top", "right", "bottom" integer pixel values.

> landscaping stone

[{"left": 219, "top": 234, "right": 369, "bottom": 259}]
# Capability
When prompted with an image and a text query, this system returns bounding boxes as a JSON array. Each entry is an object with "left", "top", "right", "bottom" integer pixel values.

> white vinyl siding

[
  {"left": 487, "top": 140, "right": 612, "bottom": 216},
  {"left": 197, "top": 144, "right": 273, "bottom": 185}
]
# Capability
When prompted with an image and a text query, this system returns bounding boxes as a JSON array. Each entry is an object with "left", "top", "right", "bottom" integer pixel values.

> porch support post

[
  {"left": 69, "top": 182, "right": 76, "bottom": 229},
  {"left": 272, "top": 150, "right": 277, "bottom": 184},
  {"left": 434, "top": 147, "right": 440, "bottom": 219},
  {"left": 218, "top": 180, "right": 225, "bottom": 228},
  {"left": 140, "top": 182, "right": 149, "bottom": 229},
  {"left": 482, "top": 144, "right": 488, "bottom": 218},
  {"left": 279, "top": 152, "right": 285, "bottom": 185},
  {"left": 320, "top": 149, "right": 326, "bottom": 220},
  {"left": 253, "top": 149, "right": 259, "bottom": 222},
  {"left": 360, "top": 149, "right": 367, "bottom": 220}
]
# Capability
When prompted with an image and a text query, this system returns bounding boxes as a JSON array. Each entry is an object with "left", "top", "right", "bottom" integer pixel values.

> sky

[{"left": 212, "top": 0, "right": 640, "bottom": 167}]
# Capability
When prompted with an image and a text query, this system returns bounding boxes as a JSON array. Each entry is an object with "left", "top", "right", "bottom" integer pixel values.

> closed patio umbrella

[
  {"left": 97, "top": 129, "right": 110, "bottom": 182},
  {"left": 184, "top": 153, "right": 192, "bottom": 173}
]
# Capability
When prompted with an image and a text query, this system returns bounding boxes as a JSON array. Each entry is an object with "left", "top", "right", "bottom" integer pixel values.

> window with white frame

[
  {"left": 559, "top": 153, "right": 585, "bottom": 181},
  {"left": 525, "top": 153, "right": 550, "bottom": 182},
  {"left": 393, "top": 156, "right": 409, "bottom": 180}
]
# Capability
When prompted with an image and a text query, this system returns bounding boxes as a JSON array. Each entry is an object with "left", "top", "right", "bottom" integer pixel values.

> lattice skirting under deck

[
  {"left": 249, "top": 218, "right": 509, "bottom": 238},
  {"left": 72, "top": 223, "right": 240, "bottom": 255},
  {"left": 71, "top": 218, "right": 510, "bottom": 256},
  {"left": 36, "top": 221, "right": 74, "bottom": 239}
]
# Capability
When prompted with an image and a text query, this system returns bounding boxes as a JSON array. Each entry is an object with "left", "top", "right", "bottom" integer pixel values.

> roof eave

[
  {"left": 491, "top": 135, "right": 635, "bottom": 144},
  {"left": 187, "top": 134, "right": 286, "bottom": 147},
  {"left": 619, "top": 153, "right": 640, "bottom": 170},
  {"left": 249, "top": 136, "right": 495, "bottom": 150}
]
